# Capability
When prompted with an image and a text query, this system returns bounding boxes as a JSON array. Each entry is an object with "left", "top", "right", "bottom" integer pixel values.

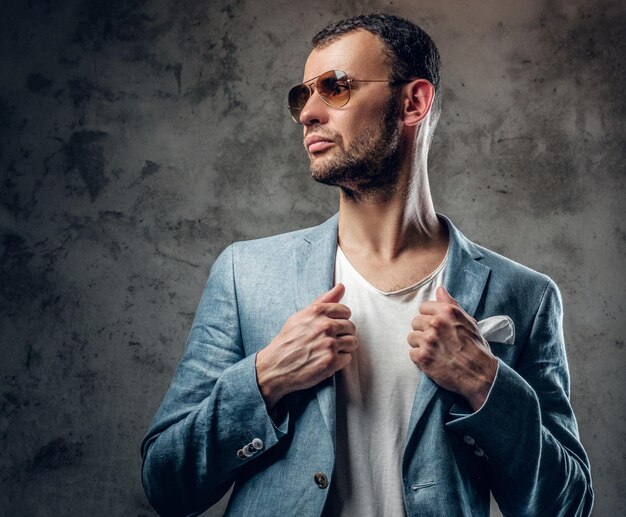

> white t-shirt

[{"left": 324, "top": 245, "right": 449, "bottom": 517}]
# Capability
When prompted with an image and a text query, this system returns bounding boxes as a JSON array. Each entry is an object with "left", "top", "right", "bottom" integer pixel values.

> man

[{"left": 141, "top": 13, "right": 593, "bottom": 517}]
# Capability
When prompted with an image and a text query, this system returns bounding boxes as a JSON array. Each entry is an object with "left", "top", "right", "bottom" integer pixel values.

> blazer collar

[
  {"left": 292, "top": 212, "right": 489, "bottom": 314},
  {"left": 292, "top": 212, "right": 491, "bottom": 445}
]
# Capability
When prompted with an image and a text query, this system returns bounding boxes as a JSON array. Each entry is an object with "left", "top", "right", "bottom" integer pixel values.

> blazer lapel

[
  {"left": 405, "top": 215, "right": 491, "bottom": 444},
  {"left": 440, "top": 215, "right": 491, "bottom": 318},
  {"left": 293, "top": 214, "right": 339, "bottom": 442},
  {"left": 293, "top": 214, "right": 339, "bottom": 311}
]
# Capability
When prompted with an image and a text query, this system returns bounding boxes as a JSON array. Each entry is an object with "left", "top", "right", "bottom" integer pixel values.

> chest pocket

[{"left": 488, "top": 341, "right": 517, "bottom": 367}]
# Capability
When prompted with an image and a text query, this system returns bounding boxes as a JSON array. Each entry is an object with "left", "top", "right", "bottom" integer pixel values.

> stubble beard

[{"left": 308, "top": 95, "right": 403, "bottom": 201}]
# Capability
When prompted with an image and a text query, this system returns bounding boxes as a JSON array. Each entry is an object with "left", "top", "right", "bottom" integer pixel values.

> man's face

[{"left": 300, "top": 30, "right": 403, "bottom": 195}]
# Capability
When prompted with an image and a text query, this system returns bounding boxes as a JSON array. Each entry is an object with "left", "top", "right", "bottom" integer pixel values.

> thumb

[
  {"left": 313, "top": 283, "right": 345, "bottom": 304},
  {"left": 436, "top": 285, "right": 459, "bottom": 306}
]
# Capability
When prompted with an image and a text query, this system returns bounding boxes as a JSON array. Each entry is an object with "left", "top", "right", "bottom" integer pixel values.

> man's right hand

[{"left": 255, "top": 283, "right": 357, "bottom": 409}]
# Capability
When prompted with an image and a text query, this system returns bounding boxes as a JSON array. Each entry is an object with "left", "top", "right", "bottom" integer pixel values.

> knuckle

[
  {"left": 310, "top": 303, "right": 325, "bottom": 315},
  {"left": 415, "top": 348, "right": 432, "bottom": 366},
  {"left": 317, "top": 319, "right": 334, "bottom": 335},
  {"left": 429, "top": 316, "right": 440, "bottom": 328},
  {"left": 424, "top": 328, "right": 438, "bottom": 345},
  {"left": 320, "top": 353, "right": 335, "bottom": 371},
  {"left": 449, "top": 305, "right": 462, "bottom": 319},
  {"left": 442, "top": 305, "right": 455, "bottom": 317},
  {"left": 320, "top": 336, "right": 336, "bottom": 350},
  {"left": 420, "top": 355, "right": 433, "bottom": 368}
]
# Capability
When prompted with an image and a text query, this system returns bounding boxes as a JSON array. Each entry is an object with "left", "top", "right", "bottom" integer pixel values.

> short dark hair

[{"left": 312, "top": 13, "right": 441, "bottom": 95}]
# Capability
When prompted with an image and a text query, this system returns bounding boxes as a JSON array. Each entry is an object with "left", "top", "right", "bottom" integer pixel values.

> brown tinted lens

[
  {"left": 288, "top": 84, "right": 310, "bottom": 122},
  {"left": 317, "top": 70, "right": 350, "bottom": 107}
]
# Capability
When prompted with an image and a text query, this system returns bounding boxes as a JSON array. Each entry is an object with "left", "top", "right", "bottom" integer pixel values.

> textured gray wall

[{"left": 1, "top": 0, "right": 624, "bottom": 516}]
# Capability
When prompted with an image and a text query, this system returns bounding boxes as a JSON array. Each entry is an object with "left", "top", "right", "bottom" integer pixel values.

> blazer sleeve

[
  {"left": 140, "top": 244, "right": 289, "bottom": 517},
  {"left": 445, "top": 278, "right": 594, "bottom": 517}
]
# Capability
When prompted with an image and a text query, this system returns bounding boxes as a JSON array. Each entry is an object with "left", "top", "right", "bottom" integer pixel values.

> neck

[
  {"left": 337, "top": 143, "right": 444, "bottom": 261},
  {"left": 335, "top": 109, "right": 446, "bottom": 260}
]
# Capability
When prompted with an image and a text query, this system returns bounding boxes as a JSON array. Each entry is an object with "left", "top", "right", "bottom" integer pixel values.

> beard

[{"left": 308, "top": 94, "right": 403, "bottom": 200}]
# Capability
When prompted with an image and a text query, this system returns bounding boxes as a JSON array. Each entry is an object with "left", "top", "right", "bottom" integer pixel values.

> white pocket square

[{"left": 477, "top": 315, "right": 515, "bottom": 344}]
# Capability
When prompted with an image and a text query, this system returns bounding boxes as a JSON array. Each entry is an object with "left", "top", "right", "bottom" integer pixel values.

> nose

[{"left": 299, "top": 86, "right": 330, "bottom": 126}]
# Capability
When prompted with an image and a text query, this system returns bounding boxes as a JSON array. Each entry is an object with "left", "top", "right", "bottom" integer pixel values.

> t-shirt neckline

[{"left": 336, "top": 244, "right": 449, "bottom": 296}]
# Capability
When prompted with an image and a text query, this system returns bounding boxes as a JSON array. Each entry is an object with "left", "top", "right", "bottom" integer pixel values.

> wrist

[
  {"left": 255, "top": 350, "right": 284, "bottom": 410},
  {"left": 464, "top": 355, "right": 498, "bottom": 412}
]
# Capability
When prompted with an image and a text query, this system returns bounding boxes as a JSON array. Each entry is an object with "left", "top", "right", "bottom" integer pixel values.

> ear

[{"left": 401, "top": 79, "right": 436, "bottom": 127}]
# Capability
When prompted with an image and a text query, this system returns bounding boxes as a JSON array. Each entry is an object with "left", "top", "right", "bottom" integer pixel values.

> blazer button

[
  {"left": 474, "top": 447, "right": 485, "bottom": 457},
  {"left": 251, "top": 438, "right": 264, "bottom": 450},
  {"left": 463, "top": 435, "right": 475, "bottom": 446},
  {"left": 314, "top": 472, "right": 329, "bottom": 489},
  {"left": 237, "top": 449, "right": 247, "bottom": 460}
]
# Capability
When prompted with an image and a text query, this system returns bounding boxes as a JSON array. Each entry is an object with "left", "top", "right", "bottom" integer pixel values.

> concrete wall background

[{"left": 1, "top": 0, "right": 624, "bottom": 515}]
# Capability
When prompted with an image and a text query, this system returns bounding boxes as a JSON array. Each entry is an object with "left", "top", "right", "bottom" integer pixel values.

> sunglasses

[{"left": 287, "top": 70, "right": 410, "bottom": 124}]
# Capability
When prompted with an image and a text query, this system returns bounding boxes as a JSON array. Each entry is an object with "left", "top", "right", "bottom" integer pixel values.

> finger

[
  {"left": 335, "top": 334, "right": 358, "bottom": 352},
  {"left": 330, "top": 318, "right": 357, "bottom": 336},
  {"left": 337, "top": 318, "right": 357, "bottom": 336},
  {"left": 410, "top": 314, "right": 431, "bottom": 331},
  {"left": 435, "top": 285, "right": 460, "bottom": 307},
  {"left": 407, "top": 329, "right": 437, "bottom": 348},
  {"left": 333, "top": 349, "right": 354, "bottom": 372},
  {"left": 321, "top": 302, "right": 352, "bottom": 320},
  {"left": 313, "top": 283, "right": 345, "bottom": 304},
  {"left": 418, "top": 300, "right": 447, "bottom": 315},
  {"left": 409, "top": 346, "right": 424, "bottom": 367},
  {"left": 407, "top": 329, "right": 431, "bottom": 348},
  {"left": 407, "top": 330, "right": 422, "bottom": 347}
]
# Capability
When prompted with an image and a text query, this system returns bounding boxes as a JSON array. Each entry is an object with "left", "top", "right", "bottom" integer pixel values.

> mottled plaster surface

[{"left": 0, "top": 0, "right": 623, "bottom": 516}]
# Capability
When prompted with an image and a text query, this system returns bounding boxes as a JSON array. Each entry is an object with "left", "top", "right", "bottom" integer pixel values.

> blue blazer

[{"left": 141, "top": 214, "right": 593, "bottom": 517}]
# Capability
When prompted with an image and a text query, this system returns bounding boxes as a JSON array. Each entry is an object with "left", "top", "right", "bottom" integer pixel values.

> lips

[{"left": 304, "top": 134, "right": 335, "bottom": 154}]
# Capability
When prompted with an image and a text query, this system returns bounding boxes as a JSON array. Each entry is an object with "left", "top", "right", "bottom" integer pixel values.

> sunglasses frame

[{"left": 287, "top": 70, "right": 411, "bottom": 124}]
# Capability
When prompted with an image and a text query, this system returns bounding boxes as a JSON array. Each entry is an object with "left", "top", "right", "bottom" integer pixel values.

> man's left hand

[{"left": 408, "top": 286, "right": 498, "bottom": 411}]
